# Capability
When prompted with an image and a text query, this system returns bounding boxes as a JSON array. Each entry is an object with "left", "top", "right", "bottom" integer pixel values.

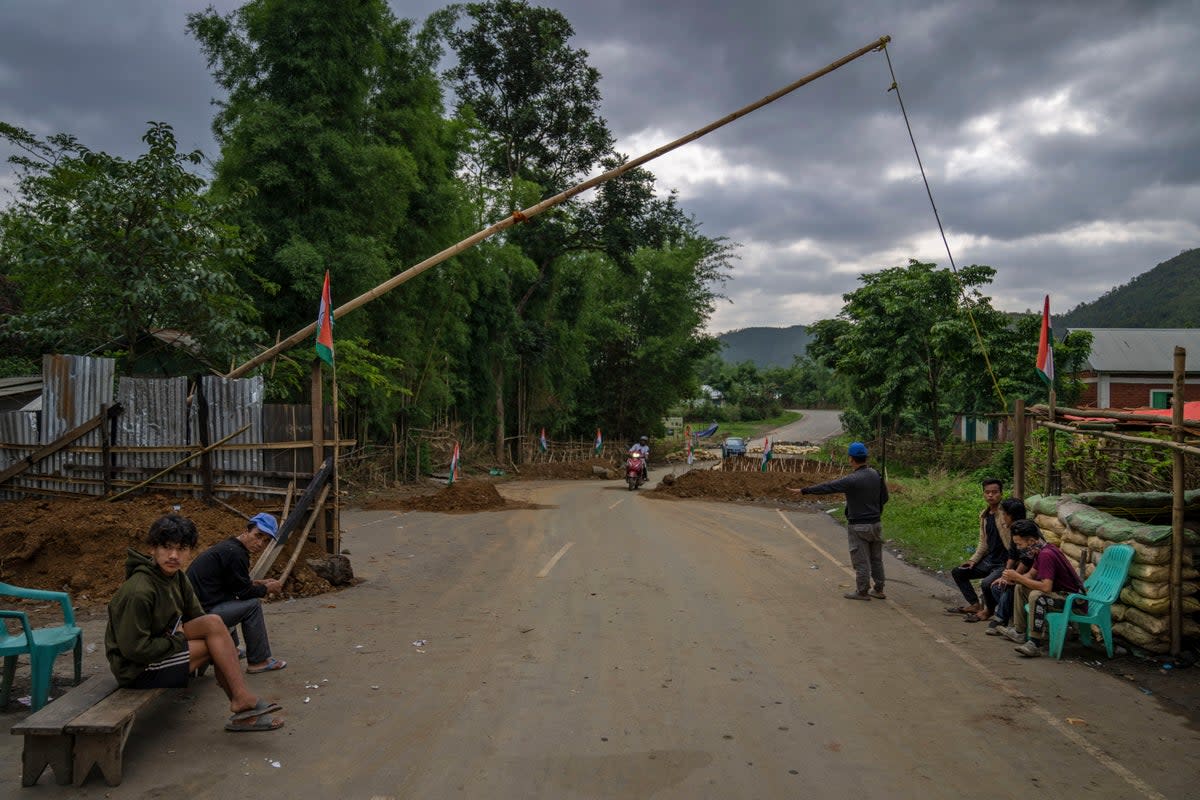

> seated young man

[
  {"left": 187, "top": 512, "right": 287, "bottom": 674},
  {"left": 997, "top": 518, "right": 1085, "bottom": 658},
  {"left": 978, "top": 498, "right": 1030, "bottom": 630},
  {"left": 105, "top": 513, "right": 283, "bottom": 732}
]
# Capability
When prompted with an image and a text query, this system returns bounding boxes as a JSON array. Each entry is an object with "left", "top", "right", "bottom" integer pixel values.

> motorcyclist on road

[{"left": 629, "top": 436, "right": 650, "bottom": 481}]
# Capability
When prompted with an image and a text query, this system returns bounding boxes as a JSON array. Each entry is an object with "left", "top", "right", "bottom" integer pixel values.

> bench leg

[
  {"left": 72, "top": 718, "right": 133, "bottom": 787},
  {"left": 21, "top": 733, "right": 74, "bottom": 787}
]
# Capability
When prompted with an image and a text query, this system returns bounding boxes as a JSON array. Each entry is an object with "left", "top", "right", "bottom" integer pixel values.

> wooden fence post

[
  {"left": 1170, "top": 346, "right": 1185, "bottom": 657},
  {"left": 1013, "top": 399, "right": 1025, "bottom": 500}
]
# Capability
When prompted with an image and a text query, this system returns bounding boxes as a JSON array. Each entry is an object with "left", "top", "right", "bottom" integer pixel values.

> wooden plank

[
  {"left": 0, "top": 410, "right": 108, "bottom": 486},
  {"left": 11, "top": 674, "right": 119, "bottom": 736},
  {"left": 279, "top": 485, "right": 330, "bottom": 586},
  {"left": 65, "top": 688, "right": 164, "bottom": 734},
  {"left": 105, "top": 424, "right": 251, "bottom": 501}
]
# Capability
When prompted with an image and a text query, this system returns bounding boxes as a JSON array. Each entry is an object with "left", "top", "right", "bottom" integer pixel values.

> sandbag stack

[{"left": 1026, "top": 492, "right": 1200, "bottom": 653}]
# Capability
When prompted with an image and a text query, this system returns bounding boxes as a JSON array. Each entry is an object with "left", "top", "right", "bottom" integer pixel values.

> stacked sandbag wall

[{"left": 1025, "top": 491, "right": 1200, "bottom": 654}]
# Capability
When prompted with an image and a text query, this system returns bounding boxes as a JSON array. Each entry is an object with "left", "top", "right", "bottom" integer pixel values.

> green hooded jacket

[{"left": 105, "top": 548, "right": 205, "bottom": 686}]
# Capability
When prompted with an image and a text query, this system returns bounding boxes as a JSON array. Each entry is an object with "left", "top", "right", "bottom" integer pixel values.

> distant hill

[
  {"left": 1058, "top": 248, "right": 1200, "bottom": 328},
  {"left": 715, "top": 248, "right": 1200, "bottom": 367},
  {"left": 716, "top": 324, "right": 812, "bottom": 368}
]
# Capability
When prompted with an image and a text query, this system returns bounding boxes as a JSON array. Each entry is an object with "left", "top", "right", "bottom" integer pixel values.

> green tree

[
  {"left": 0, "top": 121, "right": 260, "bottom": 372},
  {"left": 188, "top": 0, "right": 470, "bottom": 439},
  {"left": 809, "top": 261, "right": 1002, "bottom": 446}
]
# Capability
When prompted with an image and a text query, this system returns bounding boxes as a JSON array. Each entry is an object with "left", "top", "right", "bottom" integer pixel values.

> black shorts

[{"left": 130, "top": 650, "right": 191, "bottom": 689}]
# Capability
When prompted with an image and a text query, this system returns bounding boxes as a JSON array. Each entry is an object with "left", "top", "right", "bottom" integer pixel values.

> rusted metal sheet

[
  {"left": 262, "top": 403, "right": 316, "bottom": 477},
  {"left": 198, "top": 375, "right": 264, "bottom": 497},
  {"left": 116, "top": 376, "right": 191, "bottom": 490},
  {"left": 0, "top": 410, "right": 39, "bottom": 500},
  {"left": 38, "top": 355, "right": 115, "bottom": 496}
]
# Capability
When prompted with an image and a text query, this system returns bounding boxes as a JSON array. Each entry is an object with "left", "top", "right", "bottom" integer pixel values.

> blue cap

[
  {"left": 249, "top": 512, "right": 279, "bottom": 540},
  {"left": 847, "top": 442, "right": 868, "bottom": 458}
]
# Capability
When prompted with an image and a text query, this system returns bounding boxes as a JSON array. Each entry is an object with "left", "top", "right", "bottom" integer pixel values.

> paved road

[
  {"left": 4, "top": 476, "right": 1196, "bottom": 798},
  {"left": 747, "top": 408, "right": 842, "bottom": 453}
]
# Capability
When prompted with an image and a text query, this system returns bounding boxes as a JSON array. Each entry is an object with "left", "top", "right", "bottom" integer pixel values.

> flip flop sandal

[
  {"left": 230, "top": 699, "right": 283, "bottom": 721},
  {"left": 945, "top": 606, "right": 976, "bottom": 615},
  {"left": 963, "top": 615, "right": 985, "bottom": 623},
  {"left": 226, "top": 714, "right": 284, "bottom": 732},
  {"left": 247, "top": 657, "right": 287, "bottom": 674}
]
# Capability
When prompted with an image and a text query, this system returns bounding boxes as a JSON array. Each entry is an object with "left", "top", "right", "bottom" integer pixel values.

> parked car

[{"left": 721, "top": 436, "right": 747, "bottom": 459}]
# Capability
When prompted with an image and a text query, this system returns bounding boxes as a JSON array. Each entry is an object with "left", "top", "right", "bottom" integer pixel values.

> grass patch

[{"left": 881, "top": 471, "right": 982, "bottom": 573}]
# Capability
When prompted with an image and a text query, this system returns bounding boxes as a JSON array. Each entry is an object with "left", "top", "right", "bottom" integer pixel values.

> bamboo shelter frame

[{"left": 1018, "top": 346, "right": 1195, "bottom": 657}]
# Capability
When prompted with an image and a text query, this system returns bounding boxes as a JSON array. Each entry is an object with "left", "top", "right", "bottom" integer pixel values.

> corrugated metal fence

[{"left": 0, "top": 355, "right": 326, "bottom": 501}]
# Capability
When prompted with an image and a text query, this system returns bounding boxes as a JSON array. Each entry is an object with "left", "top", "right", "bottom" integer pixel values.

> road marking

[
  {"left": 537, "top": 542, "right": 574, "bottom": 578},
  {"left": 775, "top": 510, "right": 1168, "bottom": 800},
  {"left": 608, "top": 498, "right": 626, "bottom": 510}
]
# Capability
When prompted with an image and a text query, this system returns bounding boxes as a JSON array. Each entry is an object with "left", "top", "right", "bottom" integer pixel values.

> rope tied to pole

[{"left": 882, "top": 45, "right": 1008, "bottom": 412}]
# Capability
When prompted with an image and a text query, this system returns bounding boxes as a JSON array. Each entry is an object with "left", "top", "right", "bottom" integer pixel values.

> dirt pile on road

[
  {"left": 359, "top": 479, "right": 536, "bottom": 513},
  {"left": 509, "top": 458, "right": 616, "bottom": 480},
  {"left": 0, "top": 494, "right": 334, "bottom": 608},
  {"left": 648, "top": 469, "right": 849, "bottom": 502}
]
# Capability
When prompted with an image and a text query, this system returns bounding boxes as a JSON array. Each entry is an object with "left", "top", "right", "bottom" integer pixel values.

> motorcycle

[{"left": 624, "top": 452, "right": 646, "bottom": 490}]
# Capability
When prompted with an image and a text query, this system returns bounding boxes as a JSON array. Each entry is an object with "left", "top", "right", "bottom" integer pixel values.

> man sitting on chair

[{"left": 187, "top": 512, "right": 287, "bottom": 674}]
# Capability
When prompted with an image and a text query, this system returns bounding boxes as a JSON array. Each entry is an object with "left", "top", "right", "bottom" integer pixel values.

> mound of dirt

[
  {"left": 359, "top": 479, "right": 531, "bottom": 513},
  {"left": 509, "top": 458, "right": 617, "bottom": 480},
  {"left": 648, "top": 469, "right": 849, "bottom": 502},
  {"left": 0, "top": 494, "right": 334, "bottom": 609}
]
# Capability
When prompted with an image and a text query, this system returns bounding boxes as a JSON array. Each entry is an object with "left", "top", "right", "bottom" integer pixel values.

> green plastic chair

[
  {"left": 1046, "top": 543, "right": 1134, "bottom": 660},
  {"left": 0, "top": 582, "right": 83, "bottom": 711}
]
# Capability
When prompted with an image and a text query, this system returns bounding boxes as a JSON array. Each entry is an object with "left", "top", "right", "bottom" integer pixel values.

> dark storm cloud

[{"left": 2, "top": 0, "right": 1197, "bottom": 332}]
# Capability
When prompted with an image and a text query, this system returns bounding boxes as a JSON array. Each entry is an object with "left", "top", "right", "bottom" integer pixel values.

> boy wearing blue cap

[
  {"left": 187, "top": 512, "right": 287, "bottom": 673},
  {"left": 790, "top": 441, "right": 889, "bottom": 600}
]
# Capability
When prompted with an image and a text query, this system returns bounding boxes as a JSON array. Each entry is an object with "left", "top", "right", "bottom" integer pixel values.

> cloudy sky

[{"left": 2, "top": 1, "right": 1198, "bottom": 334}]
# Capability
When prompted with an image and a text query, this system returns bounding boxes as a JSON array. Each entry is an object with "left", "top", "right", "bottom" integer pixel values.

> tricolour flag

[
  {"left": 315, "top": 271, "right": 335, "bottom": 366},
  {"left": 1036, "top": 295, "right": 1054, "bottom": 386},
  {"left": 539, "top": 428, "right": 548, "bottom": 453},
  {"left": 448, "top": 441, "right": 461, "bottom": 485},
  {"left": 760, "top": 438, "right": 773, "bottom": 472},
  {"left": 684, "top": 425, "right": 694, "bottom": 466},
  {"left": 594, "top": 429, "right": 603, "bottom": 454}
]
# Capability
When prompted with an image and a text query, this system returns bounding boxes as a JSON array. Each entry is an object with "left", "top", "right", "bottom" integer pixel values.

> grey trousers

[
  {"left": 847, "top": 522, "right": 885, "bottom": 593},
  {"left": 208, "top": 597, "right": 272, "bottom": 665}
]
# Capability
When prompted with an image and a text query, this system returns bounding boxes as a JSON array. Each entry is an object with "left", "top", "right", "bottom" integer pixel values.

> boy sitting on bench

[{"left": 104, "top": 514, "right": 284, "bottom": 732}]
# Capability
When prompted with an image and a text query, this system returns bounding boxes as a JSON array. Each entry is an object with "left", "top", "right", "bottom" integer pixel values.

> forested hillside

[
  {"left": 1058, "top": 248, "right": 1200, "bottom": 328},
  {"left": 716, "top": 324, "right": 812, "bottom": 367}
]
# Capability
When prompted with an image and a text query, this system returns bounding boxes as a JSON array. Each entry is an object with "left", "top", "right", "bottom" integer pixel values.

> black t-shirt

[{"left": 983, "top": 512, "right": 1007, "bottom": 563}]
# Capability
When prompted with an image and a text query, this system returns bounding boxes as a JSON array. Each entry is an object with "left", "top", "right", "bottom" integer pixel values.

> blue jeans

[
  {"left": 992, "top": 581, "right": 1013, "bottom": 625},
  {"left": 207, "top": 598, "right": 272, "bottom": 665}
]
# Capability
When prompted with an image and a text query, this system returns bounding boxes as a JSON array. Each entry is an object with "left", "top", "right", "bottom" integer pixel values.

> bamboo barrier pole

[
  {"left": 1038, "top": 420, "right": 1200, "bottom": 457},
  {"left": 1170, "top": 347, "right": 1185, "bottom": 656},
  {"left": 103, "top": 424, "right": 251, "bottom": 501},
  {"left": 224, "top": 36, "right": 892, "bottom": 380}
]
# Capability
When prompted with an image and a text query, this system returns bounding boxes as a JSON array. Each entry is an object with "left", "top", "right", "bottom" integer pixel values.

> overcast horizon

[{"left": 2, "top": 1, "right": 1197, "bottom": 335}]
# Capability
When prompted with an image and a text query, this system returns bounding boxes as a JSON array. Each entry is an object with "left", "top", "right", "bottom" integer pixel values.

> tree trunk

[{"left": 494, "top": 358, "right": 506, "bottom": 464}]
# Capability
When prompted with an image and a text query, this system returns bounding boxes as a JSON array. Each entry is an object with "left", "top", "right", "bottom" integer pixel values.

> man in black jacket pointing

[{"left": 791, "top": 441, "right": 889, "bottom": 601}]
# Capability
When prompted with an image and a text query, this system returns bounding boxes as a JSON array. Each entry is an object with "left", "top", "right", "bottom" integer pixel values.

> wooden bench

[{"left": 10, "top": 673, "right": 163, "bottom": 787}]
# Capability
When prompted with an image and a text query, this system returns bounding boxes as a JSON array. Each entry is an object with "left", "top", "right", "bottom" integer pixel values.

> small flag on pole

[
  {"left": 594, "top": 429, "right": 603, "bottom": 455},
  {"left": 448, "top": 441, "right": 461, "bottom": 485},
  {"left": 1036, "top": 295, "right": 1054, "bottom": 386},
  {"left": 539, "top": 428, "right": 549, "bottom": 453},
  {"left": 760, "top": 438, "right": 773, "bottom": 472},
  {"left": 315, "top": 271, "right": 335, "bottom": 366},
  {"left": 684, "top": 425, "right": 693, "bottom": 466}
]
